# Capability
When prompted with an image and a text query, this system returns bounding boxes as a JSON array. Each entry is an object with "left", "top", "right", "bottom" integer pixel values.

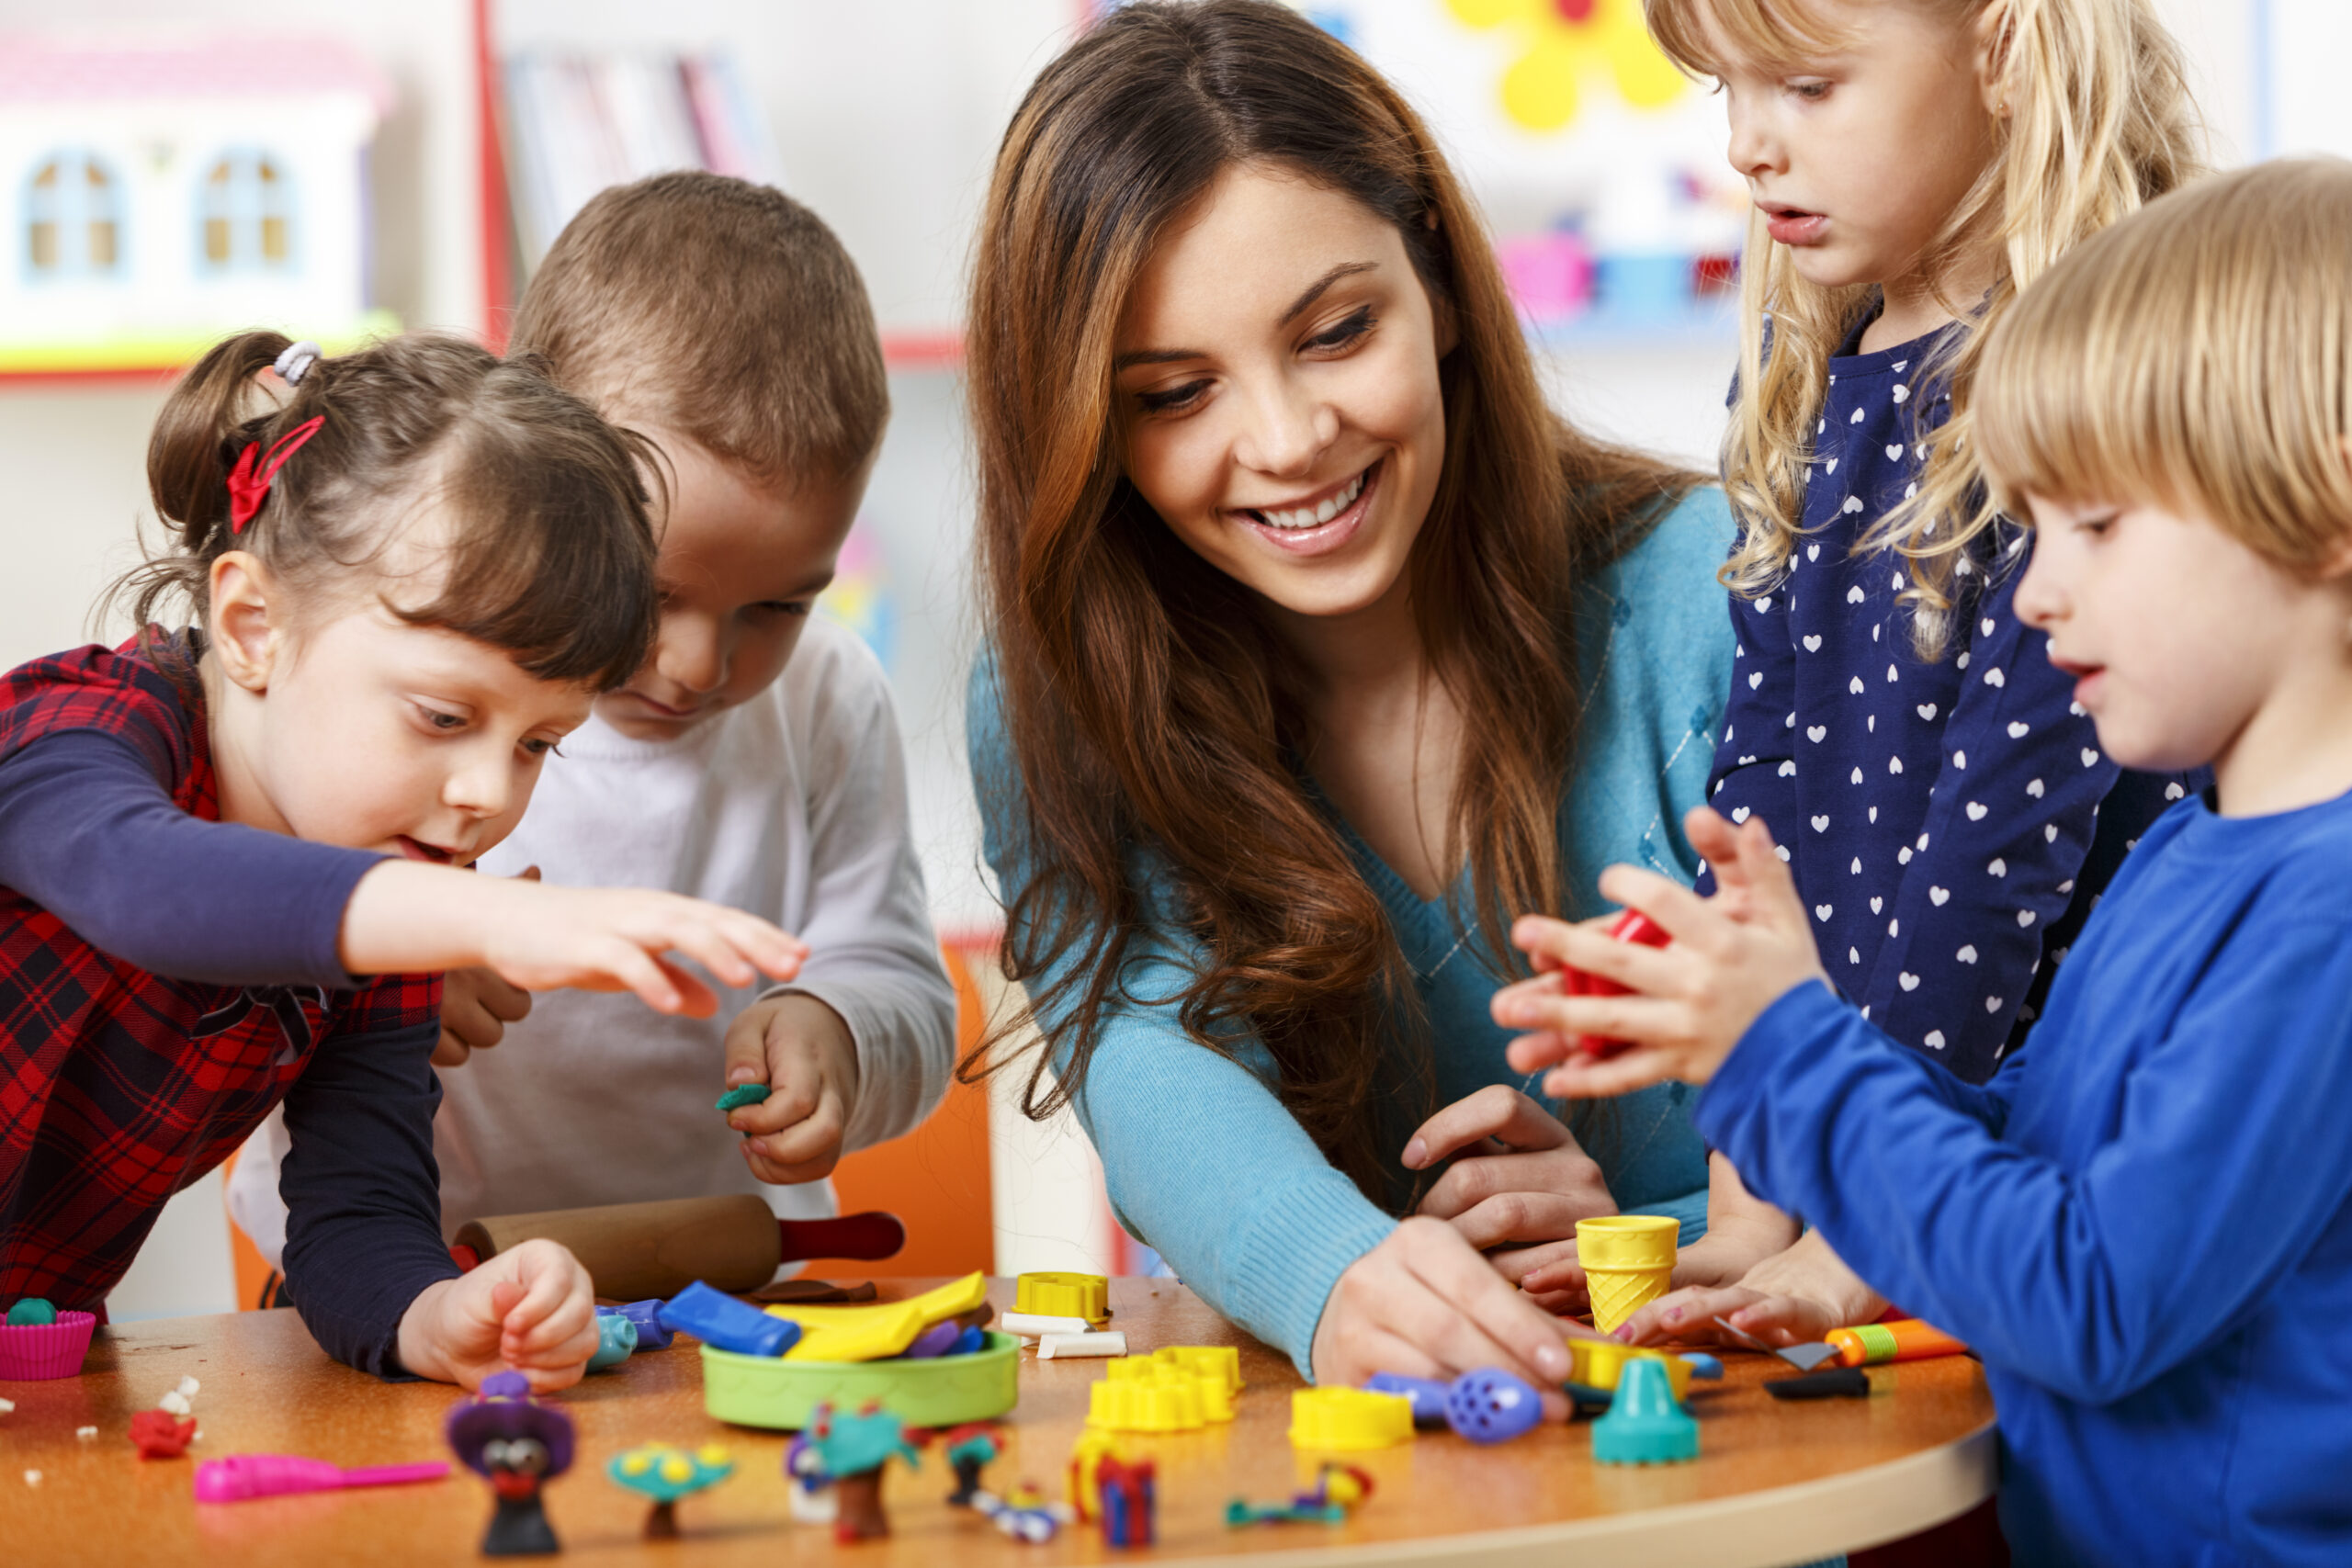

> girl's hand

[
  {"left": 1311, "top": 1217, "right": 1598, "bottom": 1416},
  {"left": 343, "top": 862, "right": 810, "bottom": 1016},
  {"left": 1405, "top": 1085, "right": 1617, "bottom": 1257},
  {"left": 394, "top": 1238, "right": 597, "bottom": 1392},
  {"left": 1493, "top": 809, "right": 1826, "bottom": 1097},
  {"left": 720, "top": 993, "right": 862, "bottom": 1183}
]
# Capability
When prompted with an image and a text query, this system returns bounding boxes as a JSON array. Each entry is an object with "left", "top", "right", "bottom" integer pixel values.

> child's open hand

[
  {"left": 1612, "top": 1231, "right": 1885, "bottom": 1350},
  {"left": 1494, "top": 808, "right": 1827, "bottom": 1098},
  {"left": 433, "top": 966, "right": 535, "bottom": 1066},
  {"left": 720, "top": 992, "right": 860, "bottom": 1183},
  {"left": 394, "top": 1237, "right": 597, "bottom": 1393}
]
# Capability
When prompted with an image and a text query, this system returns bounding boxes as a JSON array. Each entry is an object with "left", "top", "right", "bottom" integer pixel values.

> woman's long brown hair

[{"left": 968, "top": 0, "right": 1699, "bottom": 1201}]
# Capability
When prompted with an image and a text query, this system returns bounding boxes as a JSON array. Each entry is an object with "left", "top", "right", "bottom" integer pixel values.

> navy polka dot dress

[{"left": 1702, "top": 321, "right": 2198, "bottom": 1085}]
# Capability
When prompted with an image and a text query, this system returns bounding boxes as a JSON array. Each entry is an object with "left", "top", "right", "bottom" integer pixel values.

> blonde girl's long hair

[
  {"left": 1977, "top": 158, "right": 2352, "bottom": 570},
  {"left": 1646, "top": 0, "right": 2202, "bottom": 653}
]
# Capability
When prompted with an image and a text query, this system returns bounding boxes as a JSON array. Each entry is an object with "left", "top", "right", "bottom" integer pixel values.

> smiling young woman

[{"left": 964, "top": 0, "right": 1742, "bottom": 1389}]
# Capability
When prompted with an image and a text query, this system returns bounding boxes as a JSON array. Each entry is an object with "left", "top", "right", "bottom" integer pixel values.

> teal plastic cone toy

[{"left": 1590, "top": 1357, "right": 1699, "bottom": 1466}]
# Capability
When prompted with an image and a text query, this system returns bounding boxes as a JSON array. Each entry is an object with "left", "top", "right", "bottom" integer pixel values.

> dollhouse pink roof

[{"left": 0, "top": 35, "right": 392, "bottom": 115}]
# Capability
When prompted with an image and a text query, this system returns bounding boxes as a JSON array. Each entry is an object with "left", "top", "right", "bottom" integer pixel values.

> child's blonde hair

[
  {"left": 1977, "top": 158, "right": 2352, "bottom": 569},
  {"left": 1645, "top": 0, "right": 2202, "bottom": 650}
]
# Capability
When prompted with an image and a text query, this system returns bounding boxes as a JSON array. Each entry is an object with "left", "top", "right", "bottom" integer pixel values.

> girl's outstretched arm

[{"left": 338, "top": 861, "right": 808, "bottom": 1014}]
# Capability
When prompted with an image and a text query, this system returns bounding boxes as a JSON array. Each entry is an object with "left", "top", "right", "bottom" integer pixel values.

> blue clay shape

[
  {"left": 587, "top": 1312, "right": 639, "bottom": 1371},
  {"left": 655, "top": 1280, "right": 802, "bottom": 1358}
]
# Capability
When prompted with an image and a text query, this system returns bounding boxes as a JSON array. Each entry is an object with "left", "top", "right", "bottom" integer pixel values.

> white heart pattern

[
  {"left": 1850, "top": 767, "right": 1863, "bottom": 784},
  {"left": 1842, "top": 496, "right": 1864, "bottom": 515},
  {"left": 2081, "top": 748, "right": 2100, "bottom": 766},
  {"left": 1889, "top": 756, "right": 1904, "bottom": 774},
  {"left": 1899, "top": 973, "right": 1920, "bottom": 991},
  {"left": 1957, "top": 944, "right": 1979, "bottom": 964},
  {"left": 1989, "top": 858, "right": 2007, "bottom": 876},
  {"left": 1966, "top": 802, "right": 1988, "bottom": 820},
  {"left": 1732, "top": 807, "right": 1752, "bottom": 823},
  {"left": 1898, "top": 847, "right": 1914, "bottom": 863},
  {"left": 1981, "top": 618, "right": 1996, "bottom": 637},
  {"left": 1851, "top": 408, "right": 1866, "bottom": 423},
  {"left": 1748, "top": 671, "right": 1763, "bottom": 689},
  {"left": 1986, "top": 997, "right": 2005, "bottom": 1012},
  {"left": 1929, "top": 886, "right": 1950, "bottom": 905},
  {"left": 1884, "top": 444, "right": 1905, "bottom": 461},
  {"left": 1778, "top": 760, "right": 1796, "bottom": 777},
  {"left": 1815, "top": 905, "right": 1834, "bottom": 922},
  {"left": 1849, "top": 676, "right": 1866, "bottom": 694},
  {"left": 2027, "top": 779, "right": 2045, "bottom": 798},
  {"left": 1871, "top": 897, "right": 1883, "bottom": 914},
  {"left": 2045, "top": 824, "right": 2059, "bottom": 842},
  {"left": 1808, "top": 725, "right": 1826, "bottom": 742},
  {"left": 1811, "top": 815, "right": 1830, "bottom": 832},
  {"left": 2017, "top": 909, "right": 2037, "bottom": 927},
  {"left": 1916, "top": 704, "right": 1937, "bottom": 721},
  {"left": 1826, "top": 458, "right": 1838, "bottom": 474},
  {"left": 1758, "top": 596, "right": 1773, "bottom": 612},
  {"left": 1807, "top": 544, "right": 1822, "bottom": 561},
  {"left": 1984, "top": 668, "right": 2007, "bottom": 688},
  {"left": 1952, "top": 750, "right": 1967, "bottom": 769},
  {"left": 1924, "top": 1030, "right": 1945, "bottom": 1049},
  {"left": 1847, "top": 584, "right": 1866, "bottom": 604},
  {"left": 1804, "top": 636, "right": 1823, "bottom": 652}
]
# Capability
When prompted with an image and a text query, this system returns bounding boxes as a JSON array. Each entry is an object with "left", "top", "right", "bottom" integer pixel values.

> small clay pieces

[
  {"left": 1590, "top": 1359, "right": 1700, "bottom": 1466},
  {"left": 6, "top": 1297, "right": 55, "bottom": 1325},
  {"left": 1097, "top": 1455, "right": 1156, "bottom": 1548},
  {"left": 1001, "top": 1311, "right": 1093, "bottom": 1338},
  {"left": 130, "top": 1410, "right": 197, "bottom": 1459},
  {"left": 715, "top": 1083, "right": 770, "bottom": 1113},
  {"left": 1362, "top": 1372, "right": 1452, "bottom": 1425},
  {"left": 900, "top": 1320, "right": 963, "bottom": 1360},
  {"left": 587, "top": 1311, "right": 639, "bottom": 1371},
  {"left": 1288, "top": 1387, "right": 1415, "bottom": 1450},
  {"left": 1443, "top": 1368, "right": 1544, "bottom": 1444},
  {"left": 1679, "top": 1351, "right": 1725, "bottom": 1381},
  {"left": 447, "top": 1370, "right": 576, "bottom": 1556},
  {"left": 803, "top": 1401, "right": 920, "bottom": 1543},
  {"left": 749, "top": 1278, "right": 878, "bottom": 1306},
  {"left": 974, "top": 1483, "right": 1071, "bottom": 1542},
  {"left": 1036, "top": 1330, "right": 1126, "bottom": 1359},
  {"left": 938, "top": 1423, "right": 1003, "bottom": 1506},
  {"left": 606, "top": 1299, "right": 674, "bottom": 1350},
  {"left": 1226, "top": 1461, "right": 1375, "bottom": 1527},
  {"left": 606, "top": 1442, "right": 733, "bottom": 1540},
  {"left": 659, "top": 1280, "right": 802, "bottom": 1358}
]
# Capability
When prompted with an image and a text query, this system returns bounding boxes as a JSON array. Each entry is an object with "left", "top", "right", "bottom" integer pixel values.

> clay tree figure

[
  {"left": 446, "top": 1371, "right": 575, "bottom": 1557},
  {"left": 805, "top": 1400, "right": 921, "bottom": 1543},
  {"left": 606, "top": 1443, "right": 734, "bottom": 1540}
]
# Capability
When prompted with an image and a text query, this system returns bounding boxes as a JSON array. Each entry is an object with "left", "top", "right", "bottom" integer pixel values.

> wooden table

[{"left": 4, "top": 1279, "right": 1994, "bottom": 1566}]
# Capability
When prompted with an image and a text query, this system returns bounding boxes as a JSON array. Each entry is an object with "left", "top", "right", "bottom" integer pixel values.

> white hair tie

[{"left": 273, "top": 341, "right": 322, "bottom": 385}]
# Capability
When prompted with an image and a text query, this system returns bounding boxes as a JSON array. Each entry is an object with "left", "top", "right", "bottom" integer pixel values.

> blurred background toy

[
  {"left": 1227, "top": 1461, "right": 1375, "bottom": 1527},
  {"left": 194, "top": 1453, "right": 448, "bottom": 1503},
  {"left": 803, "top": 1401, "right": 919, "bottom": 1542},
  {"left": 1096, "top": 1455, "right": 1156, "bottom": 1548},
  {"left": 605, "top": 1442, "right": 733, "bottom": 1540}
]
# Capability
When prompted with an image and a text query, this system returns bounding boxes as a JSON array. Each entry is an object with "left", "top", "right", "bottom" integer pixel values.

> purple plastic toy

[
  {"left": 1363, "top": 1372, "right": 1452, "bottom": 1426},
  {"left": 1443, "top": 1368, "right": 1544, "bottom": 1445},
  {"left": 195, "top": 1454, "right": 449, "bottom": 1503},
  {"left": 607, "top": 1299, "right": 675, "bottom": 1350}
]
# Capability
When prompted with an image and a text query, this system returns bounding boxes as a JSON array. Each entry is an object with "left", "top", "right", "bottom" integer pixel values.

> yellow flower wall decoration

[{"left": 1445, "top": 0, "right": 1687, "bottom": 131}]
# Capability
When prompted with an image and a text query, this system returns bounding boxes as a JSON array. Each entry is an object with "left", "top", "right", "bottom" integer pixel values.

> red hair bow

[{"left": 225, "top": 416, "right": 325, "bottom": 534}]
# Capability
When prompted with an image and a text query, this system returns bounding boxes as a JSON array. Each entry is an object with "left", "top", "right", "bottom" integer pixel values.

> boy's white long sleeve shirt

[{"left": 230, "top": 617, "right": 956, "bottom": 1261}]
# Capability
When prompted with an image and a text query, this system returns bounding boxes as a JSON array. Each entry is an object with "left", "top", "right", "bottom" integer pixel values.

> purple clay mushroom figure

[{"left": 446, "top": 1371, "right": 575, "bottom": 1557}]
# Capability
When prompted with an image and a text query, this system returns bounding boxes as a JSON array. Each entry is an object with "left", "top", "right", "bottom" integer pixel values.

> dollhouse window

[
  {"left": 199, "top": 152, "right": 292, "bottom": 271},
  {"left": 24, "top": 152, "right": 121, "bottom": 278}
]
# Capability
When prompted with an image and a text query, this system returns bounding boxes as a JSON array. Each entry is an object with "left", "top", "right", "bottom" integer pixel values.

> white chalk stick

[
  {"left": 1036, "top": 1331, "right": 1127, "bottom": 1359},
  {"left": 1001, "top": 1312, "right": 1094, "bottom": 1337}
]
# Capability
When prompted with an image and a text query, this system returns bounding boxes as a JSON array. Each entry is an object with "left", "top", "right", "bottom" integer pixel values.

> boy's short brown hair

[{"left": 510, "top": 172, "right": 888, "bottom": 488}]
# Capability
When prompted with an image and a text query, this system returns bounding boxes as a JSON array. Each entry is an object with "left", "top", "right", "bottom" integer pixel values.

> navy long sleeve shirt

[
  {"left": 1706, "top": 322, "right": 2193, "bottom": 1082},
  {"left": 1700, "top": 785, "right": 2352, "bottom": 1566},
  {"left": 0, "top": 640, "right": 457, "bottom": 1374}
]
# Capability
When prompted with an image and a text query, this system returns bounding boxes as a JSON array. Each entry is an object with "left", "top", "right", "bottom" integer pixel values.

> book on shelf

[{"left": 499, "top": 50, "right": 781, "bottom": 267}]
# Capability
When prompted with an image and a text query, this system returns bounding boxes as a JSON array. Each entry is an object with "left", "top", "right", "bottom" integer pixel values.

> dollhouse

[{"left": 0, "top": 34, "right": 395, "bottom": 372}]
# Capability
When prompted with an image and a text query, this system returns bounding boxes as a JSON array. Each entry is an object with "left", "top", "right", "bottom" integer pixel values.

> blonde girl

[{"left": 1520, "top": 0, "right": 2212, "bottom": 1346}]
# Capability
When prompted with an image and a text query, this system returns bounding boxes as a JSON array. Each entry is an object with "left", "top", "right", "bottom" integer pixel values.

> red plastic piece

[
  {"left": 1567, "top": 909, "right": 1673, "bottom": 1058},
  {"left": 130, "top": 1410, "right": 198, "bottom": 1459},
  {"left": 777, "top": 1212, "right": 906, "bottom": 1264},
  {"left": 448, "top": 1243, "right": 481, "bottom": 1272}
]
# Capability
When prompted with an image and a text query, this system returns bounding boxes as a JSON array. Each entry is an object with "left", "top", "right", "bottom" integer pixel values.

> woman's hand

[
  {"left": 1407, "top": 1086, "right": 1617, "bottom": 1258},
  {"left": 1614, "top": 1229, "right": 1884, "bottom": 1348},
  {"left": 344, "top": 861, "right": 809, "bottom": 1016},
  {"left": 1311, "top": 1217, "right": 1597, "bottom": 1416},
  {"left": 1494, "top": 808, "right": 1827, "bottom": 1098},
  {"left": 394, "top": 1238, "right": 598, "bottom": 1392}
]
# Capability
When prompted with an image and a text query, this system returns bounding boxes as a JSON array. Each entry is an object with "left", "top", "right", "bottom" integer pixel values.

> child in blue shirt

[{"left": 1498, "top": 159, "right": 2352, "bottom": 1567}]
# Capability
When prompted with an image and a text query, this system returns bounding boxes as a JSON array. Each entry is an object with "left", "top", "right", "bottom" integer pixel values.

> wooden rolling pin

[{"left": 449, "top": 1195, "right": 905, "bottom": 1302}]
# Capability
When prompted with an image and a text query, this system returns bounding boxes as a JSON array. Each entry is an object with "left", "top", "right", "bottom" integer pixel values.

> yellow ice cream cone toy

[{"left": 1577, "top": 1215, "right": 1679, "bottom": 1333}]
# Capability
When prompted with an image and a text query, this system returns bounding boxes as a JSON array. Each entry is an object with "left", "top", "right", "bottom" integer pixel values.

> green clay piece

[
  {"left": 6, "top": 1298, "right": 57, "bottom": 1326},
  {"left": 716, "top": 1084, "right": 772, "bottom": 1113}
]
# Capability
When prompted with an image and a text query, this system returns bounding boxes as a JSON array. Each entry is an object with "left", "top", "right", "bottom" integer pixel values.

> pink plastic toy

[
  {"left": 194, "top": 1454, "right": 451, "bottom": 1503},
  {"left": 1565, "top": 909, "right": 1672, "bottom": 1058}
]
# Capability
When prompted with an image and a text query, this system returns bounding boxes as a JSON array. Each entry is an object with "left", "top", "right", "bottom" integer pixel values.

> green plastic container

[{"left": 701, "top": 1330, "right": 1020, "bottom": 1430}]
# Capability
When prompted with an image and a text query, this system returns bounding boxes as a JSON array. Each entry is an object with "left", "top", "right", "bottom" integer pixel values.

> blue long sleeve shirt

[
  {"left": 972, "top": 490, "right": 1739, "bottom": 1375},
  {"left": 1699, "top": 786, "right": 2352, "bottom": 1567},
  {"left": 1707, "top": 322, "right": 2193, "bottom": 1082}
]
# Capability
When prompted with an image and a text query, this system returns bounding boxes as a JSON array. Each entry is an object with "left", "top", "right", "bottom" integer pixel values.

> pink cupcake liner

[{"left": 0, "top": 1311, "right": 96, "bottom": 1380}]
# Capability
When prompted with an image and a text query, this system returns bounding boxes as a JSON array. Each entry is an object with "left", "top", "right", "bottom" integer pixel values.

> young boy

[
  {"left": 232, "top": 173, "right": 955, "bottom": 1263},
  {"left": 1492, "top": 160, "right": 2352, "bottom": 1566}
]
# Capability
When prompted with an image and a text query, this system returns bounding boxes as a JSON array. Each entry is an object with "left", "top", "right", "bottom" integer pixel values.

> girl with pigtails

[
  {"left": 0, "top": 331, "right": 807, "bottom": 1388},
  {"left": 1518, "top": 0, "right": 2211, "bottom": 1346}
]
